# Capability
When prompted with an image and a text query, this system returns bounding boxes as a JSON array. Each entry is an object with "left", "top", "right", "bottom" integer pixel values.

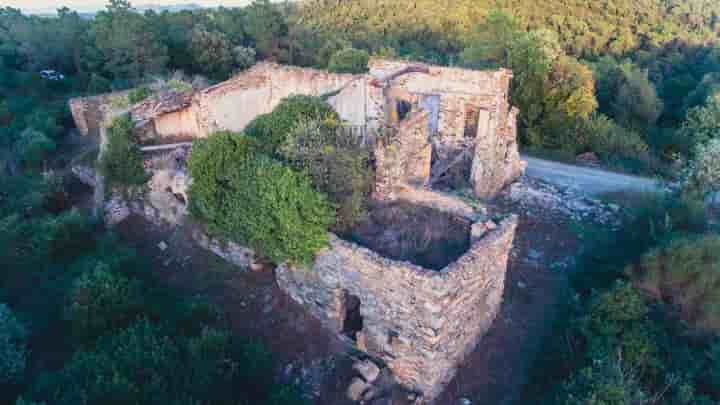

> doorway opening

[{"left": 342, "top": 291, "right": 364, "bottom": 341}]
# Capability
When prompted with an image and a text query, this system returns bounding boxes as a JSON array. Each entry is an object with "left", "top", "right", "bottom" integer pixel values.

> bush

[
  {"left": 127, "top": 86, "right": 152, "bottom": 104},
  {"left": 244, "top": 95, "right": 338, "bottom": 156},
  {"left": 280, "top": 120, "right": 373, "bottom": 231},
  {"left": 98, "top": 115, "right": 148, "bottom": 191},
  {"left": 188, "top": 131, "right": 335, "bottom": 265},
  {"left": 0, "top": 304, "right": 27, "bottom": 385},
  {"left": 36, "top": 210, "right": 95, "bottom": 263},
  {"left": 629, "top": 235, "right": 720, "bottom": 333},
  {"left": 69, "top": 264, "right": 144, "bottom": 342},
  {"left": 30, "top": 319, "right": 234, "bottom": 405},
  {"left": 327, "top": 48, "right": 370, "bottom": 74},
  {"left": 15, "top": 129, "right": 56, "bottom": 167},
  {"left": 684, "top": 138, "right": 720, "bottom": 198},
  {"left": 560, "top": 354, "right": 649, "bottom": 405}
]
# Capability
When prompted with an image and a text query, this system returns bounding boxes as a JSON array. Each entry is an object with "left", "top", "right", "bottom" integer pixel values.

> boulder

[
  {"left": 353, "top": 359, "right": 381, "bottom": 383},
  {"left": 347, "top": 377, "right": 371, "bottom": 401}
]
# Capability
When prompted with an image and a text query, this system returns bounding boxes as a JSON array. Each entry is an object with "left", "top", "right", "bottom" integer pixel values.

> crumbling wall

[
  {"left": 192, "top": 63, "right": 366, "bottom": 136},
  {"left": 276, "top": 215, "right": 517, "bottom": 402},
  {"left": 470, "top": 104, "right": 526, "bottom": 199},
  {"left": 69, "top": 91, "right": 130, "bottom": 137},
  {"left": 373, "top": 111, "right": 432, "bottom": 199}
]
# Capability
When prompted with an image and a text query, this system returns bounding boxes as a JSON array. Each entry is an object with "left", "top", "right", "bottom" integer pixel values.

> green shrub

[
  {"left": 629, "top": 235, "right": 720, "bottom": 333},
  {"left": 127, "top": 86, "right": 153, "bottom": 104},
  {"left": 188, "top": 131, "right": 335, "bottom": 265},
  {"left": 327, "top": 48, "right": 370, "bottom": 74},
  {"left": 244, "top": 95, "right": 338, "bottom": 156},
  {"left": 684, "top": 138, "right": 720, "bottom": 198},
  {"left": 576, "top": 281, "right": 662, "bottom": 373},
  {"left": 30, "top": 319, "right": 234, "bottom": 405},
  {"left": 281, "top": 120, "right": 373, "bottom": 231},
  {"left": 98, "top": 115, "right": 148, "bottom": 191},
  {"left": 69, "top": 264, "right": 144, "bottom": 342},
  {"left": 0, "top": 304, "right": 27, "bottom": 385},
  {"left": 15, "top": 129, "right": 56, "bottom": 167},
  {"left": 36, "top": 210, "right": 95, "bottom": 263},
  {"left": 560, "top": 354, "right": 649, "bottom": 405}
]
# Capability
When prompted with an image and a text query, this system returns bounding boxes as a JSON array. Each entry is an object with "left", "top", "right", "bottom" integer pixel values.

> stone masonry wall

[
  {"left": 276, "top": 215, "right": 518, "bottom": 402},
  {"left": 373, "top": 111, "right": 432, "bottom": 199}
]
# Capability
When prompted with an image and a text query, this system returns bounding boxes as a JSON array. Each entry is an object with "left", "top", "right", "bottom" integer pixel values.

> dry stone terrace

[{"left": 68, "top": 58, "right": 525, "bottom": 404}]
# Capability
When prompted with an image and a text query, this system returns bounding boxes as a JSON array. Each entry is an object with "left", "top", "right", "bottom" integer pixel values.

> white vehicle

[{"left": 39, "top": 70, "right": 65, "bottom": 81}]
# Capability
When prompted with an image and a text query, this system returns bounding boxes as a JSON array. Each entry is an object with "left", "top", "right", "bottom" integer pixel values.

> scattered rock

[
  {"left": 158, "top": 241, "right": 168, "bottom": 251},
  {"left": 458, "top": 398, "right": 472, "bottom": 405},
  {"left": 517, "top": 281, "right": 527, "bottom": 289},
  {"left": 576, "top": 152, "right": 601, "bottom": 166},
  {"left": 353, "top": 359, "right": 381, "bottom": 383},
  {"left": 347, "top": 377, "right": 371, "bottom": 401},
  {"left": 504, "top": 176, "right": 620, "bottom": 228}
]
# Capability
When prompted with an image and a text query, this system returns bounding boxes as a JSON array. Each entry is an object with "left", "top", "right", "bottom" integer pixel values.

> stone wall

[
  {"left": 276, "top": 215, "right": 518, "bottom": 403},
  {"left": 69, "top": 91, "right": 130, "bottom": 137},
  {"left": 373, "top": 111, "right": 432, "bottom": 199}
]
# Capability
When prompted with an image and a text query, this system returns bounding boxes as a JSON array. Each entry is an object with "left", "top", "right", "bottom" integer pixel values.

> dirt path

[{"left": 523, "top": 155, "right": 661, "bottom": 196}]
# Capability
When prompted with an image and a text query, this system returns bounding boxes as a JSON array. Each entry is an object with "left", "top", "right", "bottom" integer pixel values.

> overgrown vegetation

[
  {"left": 245, "top": 95, "right": 339, "bottom": 155},
  {"left": 188, "top": 131, "right": 335, "bottom": 265},
  {"left": 523, "top": 191, "right": 720, "bottom": 405},
  {"left": 281, "top": 119, "right": 374, "bottom": 232},
  {"left": 98, "top": 115, "right": 148, "bottom": 191}
]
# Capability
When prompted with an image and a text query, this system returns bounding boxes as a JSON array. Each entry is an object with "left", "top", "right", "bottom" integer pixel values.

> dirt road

[{"left": 523, "top": 155, "right": 661, "bottom": 195}]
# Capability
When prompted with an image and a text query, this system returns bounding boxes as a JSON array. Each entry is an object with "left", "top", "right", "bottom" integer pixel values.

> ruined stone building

[{"left": 69, "top": 59, "right": 523, "bottom": 403}]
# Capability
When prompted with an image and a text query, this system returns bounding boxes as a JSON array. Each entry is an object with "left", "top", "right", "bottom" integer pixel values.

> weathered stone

[
  {"left": 354, "top": 359, "right": 381, "bottom": 383},
  {"left": 348, "top": 377, "right": 371, "bottom": 401},
  {"left": 277, "top": 216, "right": 518, "bottom": 402},
  {"left": 70, "top": 59, "right": 524, "bottom": 201}
]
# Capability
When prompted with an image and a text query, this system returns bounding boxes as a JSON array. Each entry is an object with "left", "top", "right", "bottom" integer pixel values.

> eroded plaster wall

[{"left": 276, "top": 216, "right": 518, "bottom": 402}]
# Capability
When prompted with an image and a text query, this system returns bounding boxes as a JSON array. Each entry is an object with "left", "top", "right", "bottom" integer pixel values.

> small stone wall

[{"left": 276, "top": 215, "right": 518, "bottom": 403}]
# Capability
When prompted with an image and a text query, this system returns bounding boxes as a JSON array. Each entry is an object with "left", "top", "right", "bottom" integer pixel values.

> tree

[
  {"left": 98, "top": 115, "right": 148, "bottom": 190},
  {"left": 89, "top": 0, "right": 168, "bottom": 80},
  {"left": 244, "top": 95, "right": 338, "bottom": 155},
  {"left": 612, "top": 66, "right": 663, "bottom": 131},
  {"left": 280, "top": 120, "right": 373, "bottom": 231},
  {"left": 15, "top": 128, "right": 55, "bottom": 167},
  {"left": 245, "top": 0, "right": 286, "bottom": 59},
  {"left": 188, "top": 132, "right": 334, "bottom": 265},
  {"left": 684, "top": 138, "right": 720, "bottom": 197},
  {"left": 327, "top": 48, "right": 369, "bottom": 74},
  {"left": 189, "top": 25, "right": 235, "bottom": 80},
  {"left": 0, "top": 303, "right": 27, "bottom": 385},
  {"left": 677, "top": 94, "right": 720, "bottom": 152},
  {"left": 69, "top": 264, "right": 144, "bottom": 342}
]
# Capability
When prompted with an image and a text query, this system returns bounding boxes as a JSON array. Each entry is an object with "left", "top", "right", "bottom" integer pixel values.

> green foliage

[
  {"left": 245, "top": 95, "right": 338, "bottom": 156},
  {"left": 561, "top": 355, "right": 649, "bottom": 405},
  {"left": 0, "top": 303, "right": 27, "bottom": 385},
  {"left": 327, "top": 48, "right": 369, "bottom": 74},
  {"left": 87, "top": 73, "right": 111, "bottom": 94},
  {"left": 245, "top": 0, "right": 286, "bottom": 58},
  {"left": 30, "top": 319, "right": 233, "bottom": 405},
  {"left": 189, "top": 25, "right": 236, "bottom": 80},
  {"left": 89, "top": 0, "right": 168, "bottom": 80},
  {"left": 98, "top": 115, "right": 148, "bottom": 191},
  {"left": 630, "top": 235, "right": 720, "bottom": 333},
  {"left": 280, "top": 120, "right": 373, "bottom": 232},
  {"left": 69, "top": 264, "right": 144, "bottom": 342},
  {"left": 188, "top": 131, "right": 334, "bottom": 264},
  {"left": 36, "top": 209, "right": 95, "bottom": 263},
  {"left": 677, "top": 94, "right": 720, "bottom": 154},
  {"left": 15, "top": 129, "right": 55, "bottom": 167},
  {"left": 684, "top": 138, "right": 720, "bottom": 197},
  {"left": 127, "top": 86, "right": 152, "bottom": 104}
]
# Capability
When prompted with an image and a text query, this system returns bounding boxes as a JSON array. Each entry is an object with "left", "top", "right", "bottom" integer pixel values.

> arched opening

[{"left": 342, "top": 290, "right": 364, "bottom": 341}]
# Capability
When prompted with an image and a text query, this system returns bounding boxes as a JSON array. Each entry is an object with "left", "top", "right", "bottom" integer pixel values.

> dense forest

[{"left": 2, "top": 0, "right": 720, "bottom": 404}]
